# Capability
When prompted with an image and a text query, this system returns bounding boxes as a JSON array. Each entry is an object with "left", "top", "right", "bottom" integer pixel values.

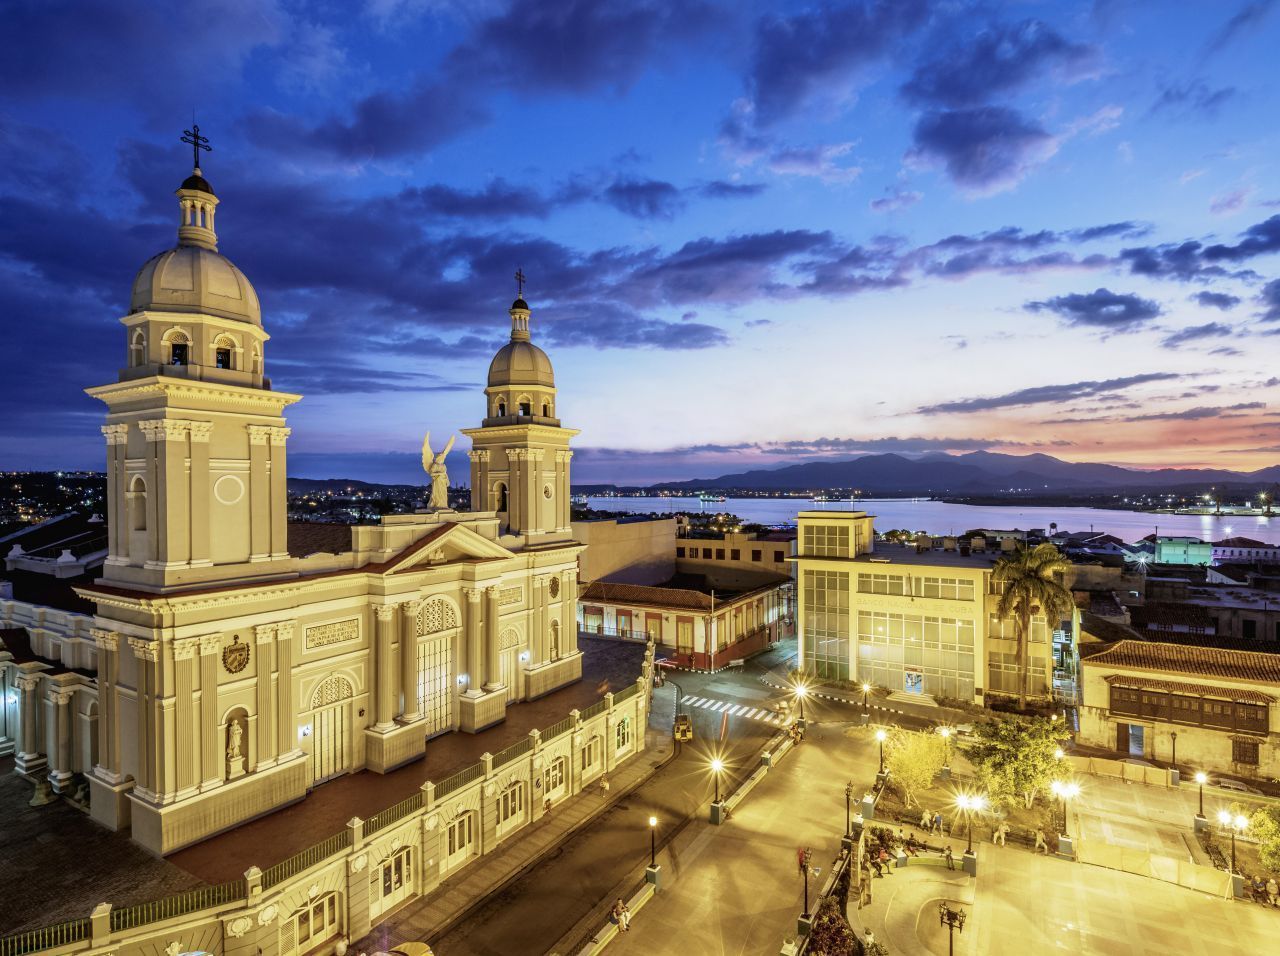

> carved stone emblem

[
  {"left": 165, "top": 942, "right": 184, "bottom": 956},
  {"left": 227, "top": 917, "right": 252, "bottom": 938},
  {"left": 257, "top": 904, "right": 278, "bottom": 925},
  {"left": 549, "top": 577, "right": 560, "bottom": 599},
  {"left": 350, "top": 853, "right": 367, "bottom": 874},
  {"left": 222, "top": 635, "right": 250, "bottom": 674},
  {"left": 308, "top": 883, "right": 321, "bottom": 899}
]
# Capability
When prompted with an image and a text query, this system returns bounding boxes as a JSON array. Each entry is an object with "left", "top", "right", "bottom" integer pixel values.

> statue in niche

[
  {"left": 422, "top": 432, "right": 456, "bottom": 510},
  {"left": 226, "top": 719, "right": 244, "bottom": 760}
]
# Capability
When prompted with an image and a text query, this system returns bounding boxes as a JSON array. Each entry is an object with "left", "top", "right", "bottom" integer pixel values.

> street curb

[
  {"left": 757, "top": 674, "right": 914, "bottom": 719},
  {"left": 418, "top": 733, "right": 681, "bottom": 948}
]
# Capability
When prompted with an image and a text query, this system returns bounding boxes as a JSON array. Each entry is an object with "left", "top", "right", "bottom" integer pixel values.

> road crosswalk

[{"left": 679, "top": 695, "right": 787, "bottom": 725}]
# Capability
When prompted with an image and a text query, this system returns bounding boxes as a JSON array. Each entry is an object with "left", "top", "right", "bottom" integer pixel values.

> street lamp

[
  {"left": 648, "top": 815, "right": 657, "bottom": 867},
  {"left": 875, "top": 728, "right": 888, "bottom": 775},
  {"left": 710, "top": 758, "right": 724, "bottom": 804},
  {"left": 938, "top": 902, "right": 967, "bottom": 956},
  {"left": 1217, "top": 810, "right": 1248, "bottom": 873},
  {"left": 845, "top": 780, "right": 854, "bottom": 838},
  {"left": 795, "top": 682, "right": 808, "bottom": 722},
  {"left": 861, "top": 681, "right": 871, "bottom": 713},
  {"left": 938, "top": 726, "right": 952, "bottom": 767},
  {"left": 955, "top": 793, "right": 987, "bottom": 854},
  {"left": 1194, "top": 771, "right": 1207, "bottom": 817},
  {"left": 1050, "top": 780, "right": 1081, "bottom": 838},
  {"left": 1170, "top": 731, "right": 1177, "bottom": 769},
  {"left": 1053, "top": 747, "right": 1064, "bottom": 761}
]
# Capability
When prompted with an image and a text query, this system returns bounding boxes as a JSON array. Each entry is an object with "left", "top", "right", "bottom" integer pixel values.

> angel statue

[{"left": 422, "top": 432, "right": 456, "bottom": 510}]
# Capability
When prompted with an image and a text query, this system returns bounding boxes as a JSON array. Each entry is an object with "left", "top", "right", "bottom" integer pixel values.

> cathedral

[{"left": 2, "top": 155, "right": 585, "bottom": 855}]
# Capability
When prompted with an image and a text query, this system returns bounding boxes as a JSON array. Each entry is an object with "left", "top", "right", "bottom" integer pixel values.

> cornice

[{"left": 85, "top": 377, "right": 301, "bottom": 411}]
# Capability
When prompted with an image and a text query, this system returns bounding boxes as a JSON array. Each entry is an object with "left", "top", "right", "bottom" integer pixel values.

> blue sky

[{"left": 2, "top": 0, "right": 1279, "bottom": 486}]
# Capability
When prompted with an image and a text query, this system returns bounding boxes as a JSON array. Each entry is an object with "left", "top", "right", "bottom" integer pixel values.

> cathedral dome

[
  {"left": 488, "top": 339, "right": 555, "bottom": 387},
  {"left": 130, "top": 244, "right": 262, "bottom": 326}
]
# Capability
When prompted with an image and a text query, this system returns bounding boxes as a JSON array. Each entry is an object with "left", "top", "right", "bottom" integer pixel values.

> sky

[{"left": 2, "top": 0, "right": 1279, "bottom": 487}]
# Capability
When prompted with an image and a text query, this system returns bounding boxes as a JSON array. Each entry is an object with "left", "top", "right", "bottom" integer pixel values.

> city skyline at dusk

[{"left": 3, "top": 1, "right": 1279, "bottom": 485}]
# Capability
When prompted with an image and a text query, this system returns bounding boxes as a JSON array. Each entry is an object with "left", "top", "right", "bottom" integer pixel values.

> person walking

[
  {"left": 932, "top": 811, "right": 944, "bottom": 836},
  {"left": 1034, "top": 828, "right": 1049, "bottom": 855},
  {"left": 993, "top": 821, "right": 1009, "bottom": 846},
  {"left": 1267, "top": 876, "right": 1278, "bottom": 908},
  {"left": 943, "top": 845, "right": 955, "bottom": 870},
  {"left": 920, "top": 809, "right": 931, "bottom": 831}
]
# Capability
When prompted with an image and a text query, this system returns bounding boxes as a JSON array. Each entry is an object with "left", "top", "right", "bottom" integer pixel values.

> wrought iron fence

[
  {"left": 434, "top": 761, "right": 485, "bottom": 798},
  {"left": 580, "top": 698, "right": 608, "bottom": 720},
  {"left": 613, "top": 682, "right": 641, "bottom": 703},
  {"left": 261, "top": 830, "right": 352, "bottom": 890},
  {"left": 365, "top": 791, "right": 424, "bottom": 837},
  {"left": 109, "top": 879, "right": 246, "bottom": 932},
  {"left": 492, "top": 736, "right": 534, "bottom": 768},
  {"left": 542, "top": 715, "right": 575, "bottom": 740},
  {"left": 0, "top": 920, "right": 90, "bottom": 956}
]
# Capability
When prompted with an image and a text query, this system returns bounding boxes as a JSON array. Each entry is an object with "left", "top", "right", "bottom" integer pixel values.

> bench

[{"left": 576, "top": 883, "right": 656, "bottom": 955}]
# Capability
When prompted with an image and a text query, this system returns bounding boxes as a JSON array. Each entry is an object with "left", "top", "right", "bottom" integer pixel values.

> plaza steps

[{"left": 887, "top": 691, "right": 939, "bottom": 708}]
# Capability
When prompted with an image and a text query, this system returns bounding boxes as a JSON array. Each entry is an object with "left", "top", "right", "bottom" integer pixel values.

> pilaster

[
  {"left": 469, "top": 450, "right": 490, "bottom": 512},
  {"left": 100, "top": 425, "right": 128, "bottom": 561},
  {"left": 47, "top": 689, "right": 75, "bottom": 792},
  {"left": 373, "top": 604, "right": 397, "bottom": 730},
  {"left": 254, "top": 624, "right": 277, "bottom": 768},
  {"left": 172, "top": 638, "right": 199, "bottom": 794},
  {"left": 188, "top": 421, "right": 213, "bottom": 567},
  {"left": 90, "top": 629, "right": 123, "bottom": 781},
  {"left": 463, "top": 587, "right": 483, "bottom": 696},
  {"left": 138, "top": 419, "right": 192, "bottom": 569},
  {"left": 247, "top": 425, "right": 271, "bottom": 561},
  {"left": 483, "top": 585, "right": 502, "bottom": 691},
  {"left": 199, "top": 635, "right": 223, "bottom": 789},
  {"left": 267, "top": 426, "right": 291, "bottom": 559},
  {"left": 400, "top": 602, "right": 422, "bottom": 723},
  {"left": 275, "top": 622, "right": 298, "bottom": 758},
  {"left": 128, "top": 637, "right": 159, "bottom": 798},
  {"left": 561, "top": 569, "right": 579, "bottom": 656}
]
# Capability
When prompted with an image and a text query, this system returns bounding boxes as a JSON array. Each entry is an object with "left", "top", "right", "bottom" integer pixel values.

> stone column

[
  {"left": 15, "top": 675, "right": 44, "bottom": 771},
  {"left": 128, "top": 638, "right": 157, "bottom": 796},
  {"left": 276, "top": 622, "right": 297, "bottom": 758},
  {"left": 173, "top": 638, "right": 199, "bottom": 793},
  {"left": 561, "top": 570, "right": 579, "bottom": 655},
  {"left": 47, "top": 689, "right": 74, "bottom": 791},
  {"left": 400, "top": 602, "right": 422, "bottom": 723},
  {"left": 529, "top": 449, "right": 545, "bottom": 532},
  {"left": 247, "top": 425, "right": 271, "bottom": 561},
  {"left": 373, "top": 605, "right": 397, "bottom": 730},
  {"left": 254, "top": 625, "right": 277, "bottom": 768},
  {"left": 558, "top": 450, "right": 574, "bottom": 531},
  {"left": 531, "top": 576, "right": 548, "bottom": 666},
  {"left": 268, "top": 427, "right": 291, "bottom": 559},
  {"left": 463, "top": 587, "right": 483, "bottom": 695},
  {"left": 483, "top": 586, "right": 502, "bottom": 691},
  {"left": 469, "top": 450, "right": 489, "bottom": 511},
  {"left": 90, "top": 629, "right": 121, "bottom": 778},
  {"left": 507, "top": 451, "right": 523, "bottom": 531},
  {"left": 101, "top": 425, "right": 128, "bottom": 560},
  {"left": 188, "top": 422, "right": 213, "bottom": 567},
  {"left": 199, "top": 636, "right": 223, "bottom": 788}
]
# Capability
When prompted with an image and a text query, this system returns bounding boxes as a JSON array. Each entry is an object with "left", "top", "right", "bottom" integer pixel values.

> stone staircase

[{"left": 887, "top": 691, "right": 939, "bottom": 708}]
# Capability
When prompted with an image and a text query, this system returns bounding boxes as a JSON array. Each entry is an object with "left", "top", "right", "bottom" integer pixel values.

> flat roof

[{"left": 849, "top": 543, "right": 1000, "bottom": 570}]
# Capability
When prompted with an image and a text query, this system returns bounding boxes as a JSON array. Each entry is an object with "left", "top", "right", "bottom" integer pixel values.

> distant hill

[
  {"left": 652, "top": 451, "right": 1280, "bottom": 495},
  {"left": 288, "top": 477, "right": 424, "bottom": 493}
]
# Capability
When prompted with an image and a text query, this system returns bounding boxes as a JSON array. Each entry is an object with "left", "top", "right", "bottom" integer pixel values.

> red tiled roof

[
  {"left": 1213, "top": 536, "right": 1274, "bottom": 549},
  {"left": 287, "top": 521, "right": 354, "bottom": 557},
  {"left": 1081, "top": 638, "right": 1280, "bottom": 685},
  {"left": 580, "top": 580, "right": 712, "bottom": 611}
]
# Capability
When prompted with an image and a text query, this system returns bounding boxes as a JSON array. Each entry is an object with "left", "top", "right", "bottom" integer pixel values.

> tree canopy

[
  {"left": 884, "top": 728, "right": 946, "bottom": 809},
  {"left": 962, "top": 716, "right": 1068, "bottom": 809},
  {"left": 993, "top": 542, "right": 1074, "bottom": 703}
]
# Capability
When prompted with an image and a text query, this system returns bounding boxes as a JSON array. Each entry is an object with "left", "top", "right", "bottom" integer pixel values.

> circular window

[
  {"left": 213, "top": 474, "right": 245, "bottom": 505},
  {"left": 543, "top": 484, "right": 553, "bottom": 499},
  {"left": 549, "top": 577, "right": 560, "bottom": 599}
]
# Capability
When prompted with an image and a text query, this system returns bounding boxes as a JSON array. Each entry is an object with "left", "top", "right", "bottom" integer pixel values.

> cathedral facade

[{"left": 7, "top": 160, "right": 586, "bottom": 855}]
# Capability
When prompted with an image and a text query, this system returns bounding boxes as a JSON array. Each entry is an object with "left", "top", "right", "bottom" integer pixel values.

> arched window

[
  {"left": 542, "top": 402, "right": 550, "bottom": 417},
  {"left": 519, "top": 401, "right": 532, "bottom": 416},
  {"left": 130, "top": 330, "right": 146, "bottom": 367},
  {"left": 251, "top": 345, "right": 261, "bottom": 374},
  {"left": 498, "top": 401, "right": 507, "bottom": 417},
  {"left": 213, "top": 335, "right": 235, "bottom": 370},
  {"left": 495, "top": 482, "right": 508, "bottom": 513},
  {"left": 288, "top": 892, "right": 340, "bottom": 956},
  {"left": 128, "top": 475, "right": 147, "bottom": 531},
  {"left": 496, "top": 781, "right": 526, "bottom": 834},
  {"left": 165, "top": 330, "right": 190, "bottom": 366}
]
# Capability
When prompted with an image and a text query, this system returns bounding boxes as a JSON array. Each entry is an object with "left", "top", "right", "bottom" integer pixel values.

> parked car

[{"left": 1211, "top": 777, "right": 1263, "bottom": 796}]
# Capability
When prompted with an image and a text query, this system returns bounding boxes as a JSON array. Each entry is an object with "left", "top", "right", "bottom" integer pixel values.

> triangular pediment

[{"left": 380, "top": 522, "right": 515, "bottom": 574}]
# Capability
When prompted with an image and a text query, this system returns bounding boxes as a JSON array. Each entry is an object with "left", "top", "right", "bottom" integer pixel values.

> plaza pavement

[{"left": 604, "top": 719, "right": 880, "bottom": 956}]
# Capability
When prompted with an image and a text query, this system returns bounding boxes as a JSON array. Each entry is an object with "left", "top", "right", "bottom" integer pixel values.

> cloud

[
  {"left": 870, "top": 187, "right": 924, "bottom": 213},
  {"left": 1150, "top": 80, "right": 1237, "bottom": 119},
  {"left": 901, "top": 19, "right": 1097, "bottom": 108},
  {"left": 1203, "top": 1, "right": 1277, "bottom": 58},
  {"left": 917, "top": 373, "right": 1182, "bottom": 414},
  {"left": 1117, "top": 214, "right": 1280, "bottom": 280},
  {"left": 1191, "top": 290, "right": 1242, "bottom": 310},
  {"left": 1025, "top": 288, "right": 1162, "bottom": 331},
  {"left": 1260, "top": 279, "right": 1280, "bottom": 321},
  {"left": 699, "top": 181, "right": 768, "bottom": 199},
  {"left": 1210, "top": 187, "right": 1254, "bottom": 215},
  {"left": 1068, "top": 221, "right": 1151, "bottom": 242},
  {"left": 746, "top": 0, "right": 927, "bottom": 125},
  {"left": 765, "top": 142, "right": 862, "bottom": 183},
  {"left": 908, "top": 107, "right": 1059, "bottom": 194},
  {"left": 1122, "top": 402, "right": 1264, "bottom": 423},
  {"left": 1160, "top": 322, "right": 1235, "bottom": 348},
  {"left": 603, "top": 179, "right": 685, "bottom": 219}
]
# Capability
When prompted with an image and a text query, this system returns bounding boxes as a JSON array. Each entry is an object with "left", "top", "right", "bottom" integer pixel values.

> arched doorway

[{"left": 309, "top": 675, "right": 354, "bottom": 785}]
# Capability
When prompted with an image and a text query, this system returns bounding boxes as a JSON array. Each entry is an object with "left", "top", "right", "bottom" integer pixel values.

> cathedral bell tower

[
  {"left": 461, "top": 286, "right": 578, "bottom": 539},
  {"left": 86, "top": 136, "right": 300, "bottom": 590}
]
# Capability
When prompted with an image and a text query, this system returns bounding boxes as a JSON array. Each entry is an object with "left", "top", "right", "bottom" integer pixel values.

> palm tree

[{"left": 993, "top": 543, "right": 1074, "bottom": 705}]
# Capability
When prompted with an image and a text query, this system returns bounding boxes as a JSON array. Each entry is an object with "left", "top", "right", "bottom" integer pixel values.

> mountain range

[{"left": 651, "top": 451, "right": 1280, "bottom": 495}]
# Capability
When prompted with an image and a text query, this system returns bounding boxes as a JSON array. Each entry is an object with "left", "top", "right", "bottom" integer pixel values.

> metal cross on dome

[
  {"left": 182, "top": 124, "right": 211, "bottom": 170},
  {"left": 514, "top": 267, "right": 527, "bottom": 297}
]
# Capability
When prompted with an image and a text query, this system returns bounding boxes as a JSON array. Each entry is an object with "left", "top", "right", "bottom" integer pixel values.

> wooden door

[{"left": 311, "top": 703, "right": 349, "bottom": 784}]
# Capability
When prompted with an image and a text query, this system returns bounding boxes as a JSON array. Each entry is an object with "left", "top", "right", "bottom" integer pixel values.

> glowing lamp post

[
  {"left": 795, "top": 682, "right": 808, "bottom": 723},
  {"left": 648, "top": 815, "right": 658, "bottom": 867},
  {"left": 1217, "top": 810, "right": 1248, "bottom": 874},
  {"left": 861, "top": 682, "right": 871, "bottom": 712},
  {"left": 955, "top": 793, "right": 987, "bottom": 854},
  {"left": 1195, "top": 771, "right": 1207, "bottom": 818},
  {"left": 710, "top": 758, "right": 724, "bottom": 804},
  {"left": 938, "top": 726, "right": 952, "bottom": 767},
  {"left": 875, "top": 728, "right": 887, "bottom": 775},
  {"left": 938, "top": 902, "right": 967, "bottom": 956},
  {"left": 1050, "top": 780, "right": 1081, "bottom": 842}
]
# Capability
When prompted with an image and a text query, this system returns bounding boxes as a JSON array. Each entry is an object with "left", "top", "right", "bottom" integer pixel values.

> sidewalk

[{"left": 355, "top": 728, "right": 675, "bottom": 952}]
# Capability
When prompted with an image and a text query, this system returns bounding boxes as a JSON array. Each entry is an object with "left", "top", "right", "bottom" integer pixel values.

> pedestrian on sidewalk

[
  {"left": 943, "top": 845, "right": 955, "bottom": 870},
  {"left": 1034, "top": 828, "right": 1049, "bottom": 854},
  {"left": 920, "top": 809, "right": 931, "bottom": 831},
  {"left": 1267, "top": 876, "right": 1278, "bottom": 907},
  {"left": 599, "top": 776, "right": 610, "bottom": 796},
  {"left": 932, "top": 811, "right": 944, "bottom": 836},
  {"left": 993, "top": 821, "right": 1008, "bottom": 846}
]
